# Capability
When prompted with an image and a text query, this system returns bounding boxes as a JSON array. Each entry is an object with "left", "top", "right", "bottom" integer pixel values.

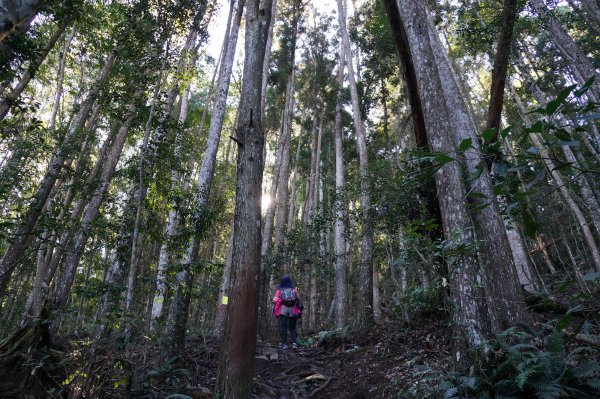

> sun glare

[{"left": 261, "top": 194, "right": 272, "bottom": 211}]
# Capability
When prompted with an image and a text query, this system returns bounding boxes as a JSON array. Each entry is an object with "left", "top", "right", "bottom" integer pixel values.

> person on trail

[{"left": 273, "top": 275, "right": 302, "bottom": 350}]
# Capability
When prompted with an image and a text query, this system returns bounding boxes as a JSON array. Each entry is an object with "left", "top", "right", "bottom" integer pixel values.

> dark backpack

[{"left": 280, "top": 288, "right": 297, "bottom": 306}]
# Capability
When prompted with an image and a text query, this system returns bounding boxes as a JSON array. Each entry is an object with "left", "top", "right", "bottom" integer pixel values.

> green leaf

[
  {"left": 544, "top": 99, "right": 561, "bottom": 115},
  {"left": 434, "top": 153, "right": 455, "bottom": 165},
  {"left": 500, "top": 126, "right": 513, "bottom": 140},
  {"left": 458, "top": 138, "right": 473, "bottom": 151},
  {"left": 553, "top": 128, "right": 571, "bottom": 141},
  {"left": 482, "top": 127, "right": 496, "bottom": 143},
  {"left": 528, "top": 121, "right": 544, "bottom": 133},
  {"left": 556, "top": 314, "right": 573, "bottom": 332},
  {"left": 556, "top": 84, "right": 576, "bottom": 103},
  {"left": 574, "top": 76, "right": 596, "bottom": 97}
]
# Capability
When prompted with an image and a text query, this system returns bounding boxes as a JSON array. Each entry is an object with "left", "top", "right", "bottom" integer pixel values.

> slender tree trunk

[
  {"left": 333, "top": 60, "right": 348, "bottom": 330},
  {"left": 49, "top": 25, "right": 76, "bottom": 131},
  {"left": 0, "top": 0, "right": 45, "bottom": 42},
  {"left": 512, "top": 86, "right": 600, "bottom": 272},
  {"left": 52, "top": 90, "right": 141, "bottom": 310},
  {"left": 164, "top": 0, "right": 243, "bottom": 352},
  {"left": 0, "top": 15, "right": 73, "bottom": 120},
  {"left": 286, "top": 135, "right": 302, "bottom": 235},
  {"left": 272, "top": 68, "right": 297, "bottom": 255},
  {"left": 336, "top": 0, "right": 374, "bottom": 328},
  {"left": 260, "top": 0, "right": 277, "bottom": 121},
  {"left": 214, "top": 224, "right": 235, "bottom": 336},
  {"left": 486, "top": 0, "right": 518, "bottom": 135},
  {"left": 0, "top": 50, "right": 116, "bottom": 297},
  {"left": 216, "top": 0, "right": 272, "bottom": 396},
  {"left": 530, "top": 0, "right": 600, "bottom": 101}
]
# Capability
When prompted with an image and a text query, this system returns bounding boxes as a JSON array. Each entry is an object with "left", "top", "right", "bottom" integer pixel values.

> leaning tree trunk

[
  {"left": 216, "top": 0, "right": 272, "bottom": 397},
  {"left": 0, "top": 0, "right": 45, "bottom": 41},
  {"left": 52, "top": 91, "right": 141, "bottom": 310},
  {"left": 0, "top": 15, "right": 73, "bottom": 120},
  {"left": 0, "top": 50, "right": 116, "bottom": 297},
  {"left": 336, "top": 0, "right": 374, "bottom": 329},
  {"left": 124, "top": 25, "right": 200, "bottom": 312},
  {"left": 511, "top": 86, "right": 600, "bottom": 272},
  {"left": 425, "top": 2, "right": 528, "bottom": 332},
  {"left": 486, "top": 0, "right": 518, "bottom": 135},
  {"left": 49, "top": 25, "right": 76, "bottom": 131},
  {"left": 530, "top": 0, "right": 600, "bottom": 102},
  {"left": 333, "top": 60, "right": 349, "bottom": 330},
  {"left": 164, "top": 0, "right": 244, "bottom": 354},
  {"left": 385, "top": 0, "right": 491, "bottom": 357}
]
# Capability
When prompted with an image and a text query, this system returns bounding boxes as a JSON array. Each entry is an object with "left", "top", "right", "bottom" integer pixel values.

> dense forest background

[{"left": 0, "top": 0, "right": 599, "bottom": 397}]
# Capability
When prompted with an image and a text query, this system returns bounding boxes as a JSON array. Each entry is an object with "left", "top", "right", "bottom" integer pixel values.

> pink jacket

[{"left": 272, "top": 288, "right": 302, "bottom": 317}]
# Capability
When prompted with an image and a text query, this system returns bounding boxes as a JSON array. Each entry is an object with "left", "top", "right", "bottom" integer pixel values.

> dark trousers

[{"left": 279, "top": 315, "right": 297, "bottom": 345}]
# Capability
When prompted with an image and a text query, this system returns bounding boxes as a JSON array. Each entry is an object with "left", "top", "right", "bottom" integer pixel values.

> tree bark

[
  {"left": 0, "top": 0, "right": 45, "bottom": 42},
  {"left": 529, "top": 0, "right": 600, "bottom": 102},
  {"left": 337, "top": 0, "right": 374, "bottom": 329},
  {"left": 0, "top": 50, "right": 116, "bottom": 297},
  {"left": 0, "top": 15, "right": 73, "bottom": 120},
  {"left": 49, "top": 25, "right": 76, "bottom": 131},
  {"left": 425, "top": 3, "right": 529, "bottom": 331},
  {"left": 486, "top": 0, "right": 518, "bottom": 135},
  {"left": 385, "top": 0, "right": 491, "bottom": 356},
  {"left": 216, "top": 0, "right": 272, "bottom": 396},
  {"left": 164, "top": 0, "right": 244, "bottom": 351},
  {"left": 333, "top": 60, "right": 349, "bottom": 330},
  {"left": 52, "top": 90, "right": 141, "bottom": 309}
]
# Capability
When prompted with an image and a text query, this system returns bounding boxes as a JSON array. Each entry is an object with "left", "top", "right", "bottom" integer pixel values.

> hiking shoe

[
  {"left": 292, "top": 343, "right": 298, "bottom": 349},
  {"left": 281, "top": 343, "right": 288, "bottom": 350}
]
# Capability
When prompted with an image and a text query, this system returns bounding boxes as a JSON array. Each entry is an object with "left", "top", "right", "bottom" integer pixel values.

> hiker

[{"left": 273, "top": 275, "right": 302, "bottom": 349}]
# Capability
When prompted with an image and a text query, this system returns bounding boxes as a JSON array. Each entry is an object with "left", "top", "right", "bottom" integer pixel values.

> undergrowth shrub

[{"left": 443, "top": 324, "right": 600, "bottom": 399}]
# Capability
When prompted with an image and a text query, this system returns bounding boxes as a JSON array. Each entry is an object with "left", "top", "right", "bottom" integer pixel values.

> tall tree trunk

[
  {"left": 511, "top": 86, "right": 600, "bottom": 272},
  {"left": 336, "top": 0, "right": 374, "bottom": 329},
  {"left": 486, "top": 0, "right": 518, "bottom": 135},
  {"left": 0, "top": 50, "right": 116, "bottom": 297},
  {"left": 425, "top": 1, "right": 529, "bottom": 331},
  {"left": 385, "top": 0, "right": 491, "bottom": 356},
  {"left": 260, "top": 0, "right": 277, "bottom": 123},
  {"left": 164, "top": 0, "right": 244, "bottom": 353},
  {"left": 216, "top": 0, "right": 272, "bottom": 396},
  {"left": 529, "top": 0, "right": 600, "bottom": 102},
  {"left": 286, "top": 135, "right": 302, "bottom": 235},
  {"left": 333, "top": 60, "right": 349, "bottom": 330},
  {"left": 49, "top": 25, "right": 76, "bottom": 131},
  {"left": 0, "top": 15, "right": 73, "bottom": 120},
  {"left": 213, "top": 224, "right": 235, "bottom": 336},
  {"left": 52, "top": 90, "right": 141, "bottom": 310},
  {"left": 0, "top": 0, "right": 45, "bottom": 42}
]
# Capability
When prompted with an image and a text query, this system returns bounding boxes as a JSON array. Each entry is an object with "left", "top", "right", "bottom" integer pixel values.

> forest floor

[
  {"left": 0, "top": 314, "right": 452, "bottom": 398},
  {"left": 251, "top": 314, "right": 450, "bottom": 399}
]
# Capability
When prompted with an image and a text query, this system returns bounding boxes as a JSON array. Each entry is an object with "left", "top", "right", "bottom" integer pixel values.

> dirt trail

[
  {"left": 252, "top": 343, "right": 339, "bottom": 399},
  {"left": 252, "top": 316, "right": 450, "bottom": 399}
]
